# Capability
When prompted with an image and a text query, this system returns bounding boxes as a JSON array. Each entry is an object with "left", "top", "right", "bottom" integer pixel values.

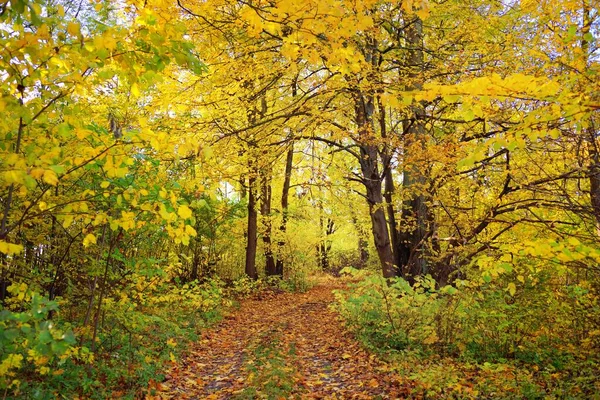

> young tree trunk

[
  {"left": 317, "top": 216, "right": 335, "bottom": 271},
  {"left": 275, "top": 143, "right": 294, "bottom": 276},
  {"left": 351, "top": 212, "right": 369, "bottom": 268},
  {"left": 261, "top": 170, "right": 277, "bottom": 276},
  {"left": 378, "top": 96, "right": 402, "bottom": 271},
  {"left": 245, "top": 164, "right": 259, "bottom": 280}
]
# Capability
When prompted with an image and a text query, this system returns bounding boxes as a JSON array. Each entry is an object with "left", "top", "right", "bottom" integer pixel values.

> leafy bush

[
  {"left": 0, "top": 284, "right": 84, "bottom": 397},
  {"left": 0, "top": 276, "right": 230, "bottom": 399},
  {"left": 334, "top": 267, "right": 600, "bottom": 398},
  {"left": 229, "top": 274, "right": 313, "bottom": 299}
]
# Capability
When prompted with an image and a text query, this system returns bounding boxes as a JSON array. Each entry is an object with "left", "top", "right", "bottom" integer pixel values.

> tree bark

[
  {"left": 245, "top": 161, "right": 259, "bottom": 279},
  {"left": 351, "top": 211, "right": 369, "bottom": 268},
  {"left": 397, "top": 16, "right": 437, "bottom": 284},
  {"left": 261, "top": 170, "right": 276, "bottom": 276},
  {"left": 378, "top": 96, "right": 402, "bottom": 272},
  {"left": 354, "top": 90, "right": 396, "bottom": 278},
  {"left": 581, "top": 4, "right": 600, "bottom": 233},
  {"left": 275, "top": 142, "right": 294, "bottom": 276}
]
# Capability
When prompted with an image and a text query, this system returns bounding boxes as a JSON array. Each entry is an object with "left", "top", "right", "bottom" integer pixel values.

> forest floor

[{"left": 153, "top": 277, "right": 407, "bottom": 399}]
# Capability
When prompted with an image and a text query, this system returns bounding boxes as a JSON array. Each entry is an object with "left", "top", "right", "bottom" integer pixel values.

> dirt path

[{"left": 155, "top": 279, "right": 407, "bottom": 399}]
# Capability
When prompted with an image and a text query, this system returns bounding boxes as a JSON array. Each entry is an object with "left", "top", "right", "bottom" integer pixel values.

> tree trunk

[
  {"left": 317, "top": 216, "right": 335, "bottom": 271},
  {"left": 245, "top": 163, "right": 259, "bottom": 280},
  {"left": 588, "top": 133, "right": 600, "bottom": 231},
  {"left": 365, "top": 180, "right": 397, "bottom": 278},
  {"left": 378, "top": 96, "right": 402, "bottom": 272},
  {"left": 261, "top": 170, "right": 276, "bottom": 276},
  {"left": 351, "top": 212, "right": 369, "bottom": 268},
  {"left": 275, "top": 143, "right": 294, "bottom": 276},
  {"left": 397, "top": 16, "right": 436, "bottom": 284},
  {"left": 354, "top": 88, "right": 397, "bottom": 278},
  {"left": 581, "top": 4, "right": 600, "bottom": 233}
]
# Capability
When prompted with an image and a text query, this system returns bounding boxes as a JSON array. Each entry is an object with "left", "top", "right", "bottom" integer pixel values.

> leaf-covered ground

[{"left": 153, "top": 279, "right": 407, "bottom": 399}]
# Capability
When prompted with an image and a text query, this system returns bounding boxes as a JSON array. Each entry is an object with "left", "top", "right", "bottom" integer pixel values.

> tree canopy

[{"left": 1, "top": 0, "right": 600, "bottom": 398}]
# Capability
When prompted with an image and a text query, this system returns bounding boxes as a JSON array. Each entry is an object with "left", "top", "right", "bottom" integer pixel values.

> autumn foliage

[{"left": 1, "top": 0, "right": 600, "bottom": 398}]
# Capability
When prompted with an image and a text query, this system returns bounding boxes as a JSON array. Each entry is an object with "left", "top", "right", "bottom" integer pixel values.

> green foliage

[
  {"left": 279, "top": 269, "right": 313, "bottom": 293},
  {"left": 335, "top": 267, "right": 600, "bottom": 398},
  {"left": 229, "top": 274, "right": 313, "bottom": 300},
  {"left": 0, "top": 276, "right": 228, "bottom": 399},
  {"left": 0, "top": 285, "right": 81, "bottom": 397}
]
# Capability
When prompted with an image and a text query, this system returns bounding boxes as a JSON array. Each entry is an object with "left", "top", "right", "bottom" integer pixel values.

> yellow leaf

[
  {"left": 100, "top": 181, "right": 110, "bottom": 189},
  {"left": 83, "top": 233, "right": 97, "bottom": 247},
  {"left": 185, "top": 224, "right": 197, "bottom": 236},
  {"left": 4, "top": 170, "right": 22, "bottom": 184},
  {"left": 507, "top": 282, "right": 516, "bottom": 296},
  {"left": 423, "top": 332, "right": 439, "bottom": 344},
  {"left": 62, "top": 215, "right": 74, "bottom": 228},
  {"left": 67, "top": 22, "right": 80, "bottom": 36},
  {"left": 43, "top": 170, "right": 59, "bottom": 186},
  {"left": 131, "top": 83, "right": 140, "bottom": 97},
  {"left": 93, "top": 214, "right": 106, "bottom": 226},
  {"left": 75, "top": 128, "right": 91, "bottom": 139},
  {"left": 202, "top": 146, "right": 214, "bottom": 159},
  {"left": 0, "top": 241, "right": 23, "bottom": 255},
  {"left": 177, "top": 205, "right": 193, "bottom": 219}
]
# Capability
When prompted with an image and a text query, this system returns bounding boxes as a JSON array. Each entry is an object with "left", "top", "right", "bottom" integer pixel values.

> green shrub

[
  {"left": 0, "top": 284, "right": 83, "bottom": 397},
  {"left": 0, "top": 276, "right": 230, "bottom": 399},
  {"left": 334, "top": 268, "right": 600, "bottom": 398}
]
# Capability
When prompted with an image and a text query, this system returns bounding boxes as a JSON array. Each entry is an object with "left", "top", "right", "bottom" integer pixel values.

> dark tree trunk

[
  {"left": 191, "top": 239, "right": 200, "bottom": 281},
  {"left": 589, "top": 135, "right": 600, "bottom": 231},
  {"left": 261, "top": 171, "right": 277, "bottom": 276},
  {"left": 244, "top": 88, "right": 268, "bottom": 280},
  {"left": 396, "top": 16, "right": 437, "bottom": 284},
  {"left": 354, "top": 88, "right": 397, "bottom": 278},
  {"left": 378, "top": 96, "right": 402, "bottom": 272},
  {"left": 351, "top": 212, "right": 369, "bottom": 268},
  {"left": 317, "top": 217, "right": 335, "bottom": 271},
  {"left": 365, "top": 179, "right": 397, "bottom": 278},
  {"left": 245, "top": 166, "right": 258, "bottom": 280},
  {"left": 275, "top": 143, "right": 294, "bottom": 276}
]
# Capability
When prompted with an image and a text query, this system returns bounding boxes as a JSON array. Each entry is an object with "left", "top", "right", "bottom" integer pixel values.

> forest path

[{"left": 155, "top": 277, "right": 407, "bottom": 399}]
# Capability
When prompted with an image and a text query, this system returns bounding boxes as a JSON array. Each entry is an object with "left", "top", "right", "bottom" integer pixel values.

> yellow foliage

[
  {"left": 82, "top": 233, "right": 97, "bottom": 247},
  {"left": 0, "top": 241, "right": 23, "bottom": 255},
  {"left": 177, "top": 205, "right": 193, "bottom": 219}
]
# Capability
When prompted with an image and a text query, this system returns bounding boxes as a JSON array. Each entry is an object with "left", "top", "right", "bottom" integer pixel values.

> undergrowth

[
  {"left": 334, "top": 267, "right": 600, "bottom": 399},
  {"left": 0, "top": 271, "right": 312, "bottom": 399},
  {"left": 0, "top": 278, "right": 228, "bottom": 399}
]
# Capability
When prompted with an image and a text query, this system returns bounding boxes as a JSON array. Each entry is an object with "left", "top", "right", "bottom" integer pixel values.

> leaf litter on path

[{"left": 153, "top": 279, "right": 408, "bottom": 399}]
